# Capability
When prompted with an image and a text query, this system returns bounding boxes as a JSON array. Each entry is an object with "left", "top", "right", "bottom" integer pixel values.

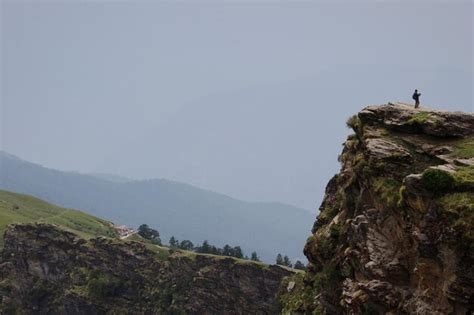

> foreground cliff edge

[
  {"left": 281, "top": 103, "right": 473, "bottom": 314},
  {"left": 0, "top": 222, "right": 294, "bottom": 314}
]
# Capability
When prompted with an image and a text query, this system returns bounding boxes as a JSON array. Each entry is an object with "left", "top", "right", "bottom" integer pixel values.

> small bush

[
  {"left": 87, "top": 272, "right": 121, "bottom": 299},
  {"left": 373, "top": 178, "right": 401, "bottom": 207},
  {"left": 329, "top": 224, "right": 340, "bottom": 240},
  {"left": 346, "top": 115, "right": 362, "bottom": 133},
  {"left": 316, "top": 205, "right": 339, "bottom": 227},
  {"left": 439, "top": 192, "right": 474, "bottom": 252},
  {"left": 422, "top": 169, "right": 454, "bottom": 192},
  {"left": 319, "top": 264, "right": 342, "bottom": 293}
]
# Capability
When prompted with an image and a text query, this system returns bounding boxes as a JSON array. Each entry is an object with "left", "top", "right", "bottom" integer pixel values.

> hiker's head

[{"left": 415, "top": 89, "right": 418, "bottom": 92}]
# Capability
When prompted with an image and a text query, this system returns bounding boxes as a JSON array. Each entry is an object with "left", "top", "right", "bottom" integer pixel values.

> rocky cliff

[
  {"left": 281, "top": 103, "right": 474, "bottom": 314},
  {"left": 0, "top": 223, "right": 292, "bottom": 314}
]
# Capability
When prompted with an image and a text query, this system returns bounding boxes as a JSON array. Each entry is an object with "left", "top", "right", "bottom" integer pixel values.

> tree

[
  {"left": 169, "top": 236, "right": 178, "bottom": 248},
  {"left": 250, "top": 251, "right": 260, "bottom": 262},
  {"left": 210, "top": 245, "right": 221, "bottom": 255},
  {"left": 233, "top": 246, "right": 244, "bottom": 259},
  {"left": 179, "top": 240, "right": 194, "bottom": 251},
  {"left": 294, "top": 260, "right": 306, "bottom": 270},
  {"left": 137, "top": 224, "right": 161, "bottom": 245},
  {"left": 283, "top": 255, "right": 292, "bottom": 268},
  {"left": 197, "top": 240, "right": 211, "bottom": 253},
  {"left": 222, "top": 244, "right": 233, "bottom": 256},
  {"left": 276, "top": 253, "right": 284, "bottom": 265}
]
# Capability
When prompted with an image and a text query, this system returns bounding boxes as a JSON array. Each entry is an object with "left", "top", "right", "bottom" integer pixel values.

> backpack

[{"left": 412, "top": 93, "right": 417, "bottom": 100}]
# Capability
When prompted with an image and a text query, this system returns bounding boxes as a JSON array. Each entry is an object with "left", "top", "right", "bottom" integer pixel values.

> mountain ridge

[{"left": 0, "top": 151, "right": 313, "bottom": 262}]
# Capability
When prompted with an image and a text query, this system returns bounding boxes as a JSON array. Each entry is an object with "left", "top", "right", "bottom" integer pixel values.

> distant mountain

[
  {"left": 0, "top": 151, "right": 314, "bottom": 262},
  {"left": 88, "top": 172, "right": 132, "bottom": 183}
]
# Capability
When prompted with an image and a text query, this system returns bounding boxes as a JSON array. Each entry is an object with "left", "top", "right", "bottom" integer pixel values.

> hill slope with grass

[
  {"left": 0, "top": 192, "right": 297, "bottom": 313},
  {"left": 280, "top": 103, "right": 474, "bottom": 314},
  {"left": 0, "top": 190, "right": 117, "bottom": 246},
  {"left": 0, "top": 153, "right": 313, "bottom": 262}
]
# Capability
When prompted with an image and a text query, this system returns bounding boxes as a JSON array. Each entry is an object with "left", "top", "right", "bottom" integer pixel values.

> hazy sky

[{"left": 1, "top": 1, "right": 472, "bottom": 210}]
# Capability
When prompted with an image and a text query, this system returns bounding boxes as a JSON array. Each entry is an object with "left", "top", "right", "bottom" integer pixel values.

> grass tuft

[
  {"left": 407, "top": 112, "right": 437, "bottom": 125},
  {"left": 451, "top": 137, "right": 474, "bottom": 159}
]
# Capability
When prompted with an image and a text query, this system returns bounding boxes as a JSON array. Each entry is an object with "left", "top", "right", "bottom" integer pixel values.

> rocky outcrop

[
  {"left": 281, "top": 103, "right": 474, "bottom": 314},
  {"left": 0, "top": 223, "right": 292, "bottom": 314}
]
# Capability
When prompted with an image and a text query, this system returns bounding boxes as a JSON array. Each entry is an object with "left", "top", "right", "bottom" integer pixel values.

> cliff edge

[
  {"left": 281, "top": 103, "right": 474, "bottom": 314},
  {"left": 0, "top": 223, "right": 293, "bottom": 314}
]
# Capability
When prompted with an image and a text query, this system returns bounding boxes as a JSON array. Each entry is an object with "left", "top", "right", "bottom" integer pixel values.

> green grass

[
  {"left": 421, "top": 169, "right": 455, "bottom": 192},
  {"left": 0, "top": 190, "right": 117, "bottom": 246},
  {"left": 439, "top": 192, "right": 474, "bottom": 251},
  {"left": 0, "top": 190, "right": 297, "bottom": 271},
  {"left": 453, "top": 166, "right": 474, "bottom": 188},
  {"left": 451, "top": 137, "right": 474, "bottom": 159},
  {"left": 373, "top": 178, "right": 401, "bottom": 207},
  {"left": 407, "top": 112, "right": 437, "bottom": 125},
  {"left": 346, "top": 115, "right": 360, "bottom": 130}
]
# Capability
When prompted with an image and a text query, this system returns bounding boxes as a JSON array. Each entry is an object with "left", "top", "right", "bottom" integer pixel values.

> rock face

[
  {"left": 0, "top": 223, "right": 292, "bottom": 314},
  {"left": 281, "top": 103, "right": 474, "bottom": 314}
]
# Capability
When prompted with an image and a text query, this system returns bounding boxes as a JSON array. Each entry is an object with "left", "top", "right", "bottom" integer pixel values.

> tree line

[
  {"left": 170, "top": 236, "right": 261, "bottom": 261},
  {"left": 275, "top": 253, "right": 305, "bottom": 270},
  {"left": 137, "top": 224, "right": 305, "bottom": 269}
]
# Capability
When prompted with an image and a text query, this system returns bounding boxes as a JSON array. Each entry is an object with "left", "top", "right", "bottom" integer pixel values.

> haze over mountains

[
  {"left": 3, "top": 3, "right": 471, "bottom": 211},
  {"left": 98, "top": 66, "right": 472, "bottom": 210},
  {"left": 0, "top": 151, "right": 313, "bottom": 262}
]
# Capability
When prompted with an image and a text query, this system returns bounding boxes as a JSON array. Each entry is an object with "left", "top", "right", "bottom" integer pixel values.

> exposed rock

[
  {"left": 280, "top": 103, "right": 474, "bottom": 314},
  {"left": 0, "top": 223, "right": 293, "bottom": 314},
  {"left": 364, "top": 137, "right": 412, "bottom": 162},
  {"left": 359, "top": 103, "right": 474, "bottom": 137}
]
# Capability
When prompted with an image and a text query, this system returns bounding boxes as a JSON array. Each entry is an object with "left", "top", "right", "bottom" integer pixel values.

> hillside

[
  {"left": 0, "top": 223, "right": 294, "bottom": 313},
  {"left": 280, "top": 103, "right": 474, "bottom": 314},
  {"left": 0, "top": 190, "right": 117, "bottom": 246},
  {"left": 0, "top": 153, "right": 313, "bottom": 262}
]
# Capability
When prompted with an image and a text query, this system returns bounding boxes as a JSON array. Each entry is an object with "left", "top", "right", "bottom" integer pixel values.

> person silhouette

[{"left": 412, "top": 89, "right": 421, "bottom": 108}]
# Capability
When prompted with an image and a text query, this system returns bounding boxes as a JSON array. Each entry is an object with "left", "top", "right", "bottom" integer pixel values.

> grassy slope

[
  {"left": 0, "top": 190, "right": 117, "bottom": 246},
  {"left": 0, "top": 190, "right": 290, "bottom": 271}
]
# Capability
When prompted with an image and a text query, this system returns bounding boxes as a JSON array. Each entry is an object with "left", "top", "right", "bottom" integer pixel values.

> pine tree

[
  {"left": 250, "top": 251, "right": 260, "bottom": 262},
  {"left": 169, "top": 236, "right": 178, "bottom": 247},
  {"left": 179, "top": 240, "right": 194, "bottom": 250},
  {"left": 283, "top": 255, "right": 292, "bottom": 268},
  {"left": 276, "top": 253, "right": 284, "bottom": 265},
  {"left": 233, "top": 246, "right": 243, "bottom": 259},
  {"left": 223, "top": 244, "right": 233, "bottom": 256},
  {"left": 198, "top": 240, "right": 211, "bottom": 253},
  {"left": 294, "top": 260, "right": 306, "bottom": 270}
]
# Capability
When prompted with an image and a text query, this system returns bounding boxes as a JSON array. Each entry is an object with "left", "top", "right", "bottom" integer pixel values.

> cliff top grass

[
  {"left": 407, "top": 112, "right": 438, "bottom": 125},
  {"left": 0, "top": 190, "right": 117, "bottom": 247},
  {"left": 453, "top": 165, "right": 474, "bottom": 187},
  {"left": 451, "top": 137, "right": 474, "bottom": 159}
]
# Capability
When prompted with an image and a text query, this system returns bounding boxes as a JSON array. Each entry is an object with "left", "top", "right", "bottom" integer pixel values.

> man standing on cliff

[{"left": 412, "top": 89, "right": 421, "bottom": 108}]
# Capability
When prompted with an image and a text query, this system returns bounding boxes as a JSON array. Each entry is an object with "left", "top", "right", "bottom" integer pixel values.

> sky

[{"left": 1, "top": 1, "right": 473, "bottom": 210}]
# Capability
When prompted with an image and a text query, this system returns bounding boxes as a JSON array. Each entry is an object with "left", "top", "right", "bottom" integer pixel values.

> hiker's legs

[{"left": 415, "top": 100, "right": 419, "bottom": 108}]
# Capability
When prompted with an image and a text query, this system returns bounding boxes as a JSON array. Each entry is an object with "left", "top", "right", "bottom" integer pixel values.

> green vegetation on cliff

[
  {"left": 285, "top": 104, "right": 474, "bottom": 315},
  {"left": 0, "top": 190, "right": 117, "bottom": 246},
  {"left": 451, "top": 137, "right": 474, "bottom": 159}
]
